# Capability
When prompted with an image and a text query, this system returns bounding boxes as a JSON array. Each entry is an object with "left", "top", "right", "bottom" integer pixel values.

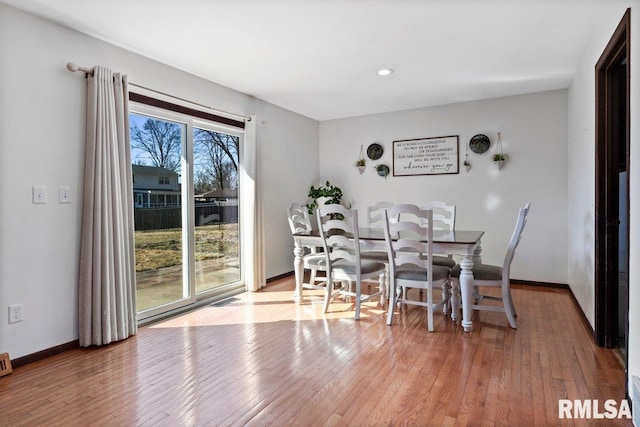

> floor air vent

[{"left": 0, "top": 353, "right": 12, "bottom": 377}]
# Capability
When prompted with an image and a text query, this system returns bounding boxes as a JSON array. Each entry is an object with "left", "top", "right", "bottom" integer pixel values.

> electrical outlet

[{"left": 8, "top": 304, "right": 23, "bottom": 324}]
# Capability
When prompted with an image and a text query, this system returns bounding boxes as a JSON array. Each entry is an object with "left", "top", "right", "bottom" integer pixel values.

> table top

[{"left": 293, "top": 228, "right": 484, "bottom": 244}]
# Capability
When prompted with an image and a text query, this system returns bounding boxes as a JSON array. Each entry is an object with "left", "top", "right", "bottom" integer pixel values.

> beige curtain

[
  {"left": 78, "top": 66, "right": 137, "bottom": 346},
  {"left": 242, "top": 115, "right": 266, "bottom": 291}
]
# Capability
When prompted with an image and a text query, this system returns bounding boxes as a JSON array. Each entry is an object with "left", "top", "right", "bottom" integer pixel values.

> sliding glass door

[
  {"left": 130, "top": 104, "right": 243, "bottom": 320},
  {"left": 193, "top": 125, "right": 241, "bottom": 294},
  {"left": 130, "top": 113, "right": 188, "bottom": 313}
]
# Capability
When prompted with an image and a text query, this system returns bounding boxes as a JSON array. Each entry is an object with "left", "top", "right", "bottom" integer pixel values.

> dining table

[{"left": 291, "top": 227, "right": 485, "bottom": 332}]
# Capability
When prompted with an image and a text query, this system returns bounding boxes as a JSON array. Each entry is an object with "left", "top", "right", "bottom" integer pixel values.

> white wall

[
  {"left": 0, "top": 4, "right": 319, "bottom": 359},
  {"left": 320, "top": 90, "right": 568, "bottom": 284},
  {"left": 253, "top": 101, "right": 320, "bottom": 277},
  {"left": 567, "top": 1, "right": 639, "bottom": 400}
]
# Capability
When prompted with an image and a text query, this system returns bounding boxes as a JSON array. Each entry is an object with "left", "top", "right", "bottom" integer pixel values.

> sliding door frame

[{"left": 130, "top": 101, "right": 245, "bottom": 321}]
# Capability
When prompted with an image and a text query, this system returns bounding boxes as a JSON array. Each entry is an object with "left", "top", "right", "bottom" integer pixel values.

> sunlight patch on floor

[{"left": 150, "top": 289, "right": 386, "bottom": 328}]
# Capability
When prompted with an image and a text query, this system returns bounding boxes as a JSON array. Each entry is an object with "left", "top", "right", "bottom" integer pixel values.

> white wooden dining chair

[
  {"left": 362, "top": 202, "right": 394, "bottom": 296},
  {"left": 383, "top": 204, "right": 452, "bottom": 331},
  {"left": 287, "top": 203, "right": 327, "bottom": 292},
  {"left": 393, "top": 201, "right": 455, "bottom": 311},
  {"left": 367, "top": 201, "right": 394, "bottom": 228},
  {"left": 363, "top": 202, "right": 394, "bottom": 259},
  {"left": 420, "top": 201, "right": 456, "bottom": 269},
  {"left": 450, "top": 202, "right": 531, "bottom": 329},
  {"left": 421, "top": 200, "right": 456, "bottom": 230},
  {"left": 317, "top": 204, "right": 386, "bottom": 320}
]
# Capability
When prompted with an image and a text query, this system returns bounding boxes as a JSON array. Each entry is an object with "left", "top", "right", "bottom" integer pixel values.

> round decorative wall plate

[
  {"left": 375, "top": 164, "right": 390, "bottom": 178},
  {"left": 367, "top": 143, "right": 384, "bottom": 160},
  {"left": 469, "top": 134, "right": 490, "bottom": 154}
]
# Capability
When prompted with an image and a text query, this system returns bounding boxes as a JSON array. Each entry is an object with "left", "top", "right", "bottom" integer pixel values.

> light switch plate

[
  {"left": 59, "top": 186, "right": 71, "bottom": 204},
  {"left": 32, "top": 186, "right": 47, "bottom": 204}
]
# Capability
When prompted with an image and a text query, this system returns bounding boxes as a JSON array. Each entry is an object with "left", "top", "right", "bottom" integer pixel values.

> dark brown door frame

[{"left": 594, "top": 8, "right": 630, "bottom": 348}]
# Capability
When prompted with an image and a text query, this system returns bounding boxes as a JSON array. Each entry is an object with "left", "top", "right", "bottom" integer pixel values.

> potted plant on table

[{"left": 305, "top": 181, "right": 344, "bottom": 215}]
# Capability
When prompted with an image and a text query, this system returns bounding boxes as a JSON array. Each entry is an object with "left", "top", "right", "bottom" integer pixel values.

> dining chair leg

[
  {"left": 502, "top": 282, "right": 517, "bottom": 328},
  {"left": 473, "top": 286, "right": 481, "bottom": 304},
  {"left": 441, "top": 282, "right": 450, "bottom": 315},
  {"left": 426, "top": 286, "right": 434, "bottom": 332},
  {"left": 507, "top": 293, "right": 517, "bottom": 317},
  {"left": 450, "top": 278, "right": 460, "bottom": 321},
  {"left": 378, "top": 271, "right": 386, "bottom": 308},
  {"left": 355, "top": 280, "right": 362, "bottom": 320},
  {"left": 386, "top": 284, "right": 397, "bottom": 325},
  {"left": 323, "top": 278, "right": 334, "bottom": 313},
  {"left": 348, "top": 281, "right": 355, "bottom": 301},
  {"left": 505, "top": 284, "right": 518, "bottom": 317},
  {"left": 397, "top": 286, "right": 406, "bottom": 308}
]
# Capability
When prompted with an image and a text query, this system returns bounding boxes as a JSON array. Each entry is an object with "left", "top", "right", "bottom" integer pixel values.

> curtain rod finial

[
  {"left": 67, "top": 62, "right": 94, "bottom": 75},
  {"left": 66, "top": 62, "right": 80, "bottom": 72}
]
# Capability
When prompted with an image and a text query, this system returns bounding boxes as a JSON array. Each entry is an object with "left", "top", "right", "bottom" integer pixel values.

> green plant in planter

[
  {"left": 492, "top": 153, "right": 507, "bottom": 161},
  {"left": 355, "top": 158, "right": 366, "bottom": 167},
  {"left": 305, "top": 181, "right": 343, "bottom": 215}
]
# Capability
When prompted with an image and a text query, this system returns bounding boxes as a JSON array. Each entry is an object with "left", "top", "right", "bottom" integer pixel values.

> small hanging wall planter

[
  {"left": 493, "top": 154, "right": 506, "bottom": 170},
  {"left": 492, "top": 132, "right": 508, "bottom": 170},
  {"left": 355, "top": 145, "right": 366, "bottom": 174},
  {"left": 463, "top": 138, "right": 472, "bottom": 172}
]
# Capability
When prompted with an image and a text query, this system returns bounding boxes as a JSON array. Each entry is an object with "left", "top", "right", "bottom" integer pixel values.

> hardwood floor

[{"left": 0, "top": 277, "right": 631, "bottom": 426}]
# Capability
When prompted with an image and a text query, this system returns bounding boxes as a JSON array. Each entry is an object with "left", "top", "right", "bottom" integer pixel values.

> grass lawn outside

[{"left": 135, "top": 223, "right": 240, "bottom": 311}]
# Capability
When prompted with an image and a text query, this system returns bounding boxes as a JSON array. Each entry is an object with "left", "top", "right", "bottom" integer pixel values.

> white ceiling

[{"left": 1, "top": 0, "right": 620, "bottom": 121}]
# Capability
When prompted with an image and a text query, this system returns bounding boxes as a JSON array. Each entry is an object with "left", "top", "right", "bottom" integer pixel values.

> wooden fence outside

[{"left": 134, "top": 204, "right": 238, "bottom": 231}]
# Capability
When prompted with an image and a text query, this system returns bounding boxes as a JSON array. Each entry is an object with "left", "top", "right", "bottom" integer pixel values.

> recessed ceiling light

[{"left": 377, "top": 68, "right": 394, "bottom": 77}]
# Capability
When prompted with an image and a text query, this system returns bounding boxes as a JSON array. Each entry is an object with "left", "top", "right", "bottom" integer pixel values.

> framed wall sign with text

[{"left": 392, "top": 135, "right": 459, "bottom": 176}]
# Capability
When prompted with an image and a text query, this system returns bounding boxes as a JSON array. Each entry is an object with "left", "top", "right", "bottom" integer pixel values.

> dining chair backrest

[
  {"left": 367, "top": 201, "right": 394, "bottom": 228},
  {"left": 383, "top": 204, "right": 434, "bottom": 277},
  {"left": 502, "top": 202, "right": 531, "bottom": 278},
  {"left": 420, "top": 201, "right": 455, "bottom": 230},
  {"left": 287, "top": 203, "right": 313, "bottom": 234},
  {"left": 316, "top": 204, "right": 361, "bottom": 275},
  {"left": 383, "top": 204, "right": 452, "bottom": 331}
]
